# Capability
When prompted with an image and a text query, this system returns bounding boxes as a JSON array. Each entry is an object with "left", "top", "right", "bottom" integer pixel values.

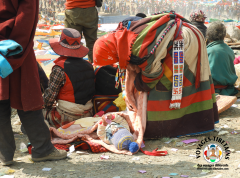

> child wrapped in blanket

[{"left": 97, "top": 113, "right": 139, "bottom": 153}]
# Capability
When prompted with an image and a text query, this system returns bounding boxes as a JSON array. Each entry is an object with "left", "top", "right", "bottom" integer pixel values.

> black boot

[
  {"left": 17, "top": 109, "right": 55, "bottom": 158},
  {"left": 0, "top": 100, "right": 15, "bottom": 164}
]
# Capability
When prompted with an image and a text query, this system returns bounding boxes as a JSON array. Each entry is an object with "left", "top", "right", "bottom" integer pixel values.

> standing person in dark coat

[
  {"left": 0, "top": 0, "right": 67, "bottom": 166},
  {"left": 43, "top": 28, "right": 95, "bottom": 129},
  {"left": 189, "top": 10, "right": 207, "bottom": 39}
]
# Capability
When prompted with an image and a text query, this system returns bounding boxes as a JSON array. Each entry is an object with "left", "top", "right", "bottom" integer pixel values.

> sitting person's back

[
  {"left": 43, "top": 28, "right": 95, "bottom": 128},
  {"left": 54, "top": 57, "right": 95, "bottom": 105},
  {"left": 206, "top": 22, "right": 238, "bottom": 96}
]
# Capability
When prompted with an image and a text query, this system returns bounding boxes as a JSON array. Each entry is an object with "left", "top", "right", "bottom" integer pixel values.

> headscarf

[
  {"left": 190, "top": 10, "right": 207, "bottom": 22},
  {"left": 93, "top": 28, "right": 138, "bottom": 69}
]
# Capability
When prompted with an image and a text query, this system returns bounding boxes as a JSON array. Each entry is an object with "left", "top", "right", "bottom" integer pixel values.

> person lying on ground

[
  {"left": 0, "top": 0, "right": 67, "bottom": 165},
  {"left": 206, "top": 21, "right": 238, "bottom": 96},
  {"left": 43, "top": 28, "right": 95, "bottom": 129},
  {"left": 97, "top": 113, "right": 139, "bottom": 153}
]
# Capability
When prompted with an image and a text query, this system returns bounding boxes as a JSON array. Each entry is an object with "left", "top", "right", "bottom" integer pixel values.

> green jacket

[{"left": 207, "top": 40, "right": 238, "bottom": 96}]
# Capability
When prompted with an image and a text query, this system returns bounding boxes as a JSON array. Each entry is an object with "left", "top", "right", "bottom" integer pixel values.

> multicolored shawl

[
  {"left": 129, "top": 12, "right": 218, "bottom": 138},
  {"left": 93, "top": 11, "right": 219, "bottom": 138}
]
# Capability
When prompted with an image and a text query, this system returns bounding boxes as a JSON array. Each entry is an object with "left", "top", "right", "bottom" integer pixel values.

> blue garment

[
  {"left": 0, "top": 40, "right": 23, "bottom": 78},
  {"left": 0, "top": 40, "right": 23, "bottom": 57},
  {"left": 122, "top": 16, "right": 142, "bottom": 27},
  {"left": 0, "top": 55, "right": 13, "bottom": 78},
  {"left": 207, "top": 40, "right": 238, "bottom": 96}
]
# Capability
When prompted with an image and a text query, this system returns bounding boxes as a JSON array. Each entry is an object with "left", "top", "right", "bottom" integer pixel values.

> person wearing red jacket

[{"left": 0, "top": 0, "right": 67, "bottom": 165}]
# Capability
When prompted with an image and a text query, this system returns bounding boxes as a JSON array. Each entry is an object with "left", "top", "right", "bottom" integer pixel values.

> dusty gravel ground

[
  {"left": 1, "top": 105, "right": 240, "bottom": 178},
  {"left": 1, "top": 36, "right": 240, "bottom": 178}
]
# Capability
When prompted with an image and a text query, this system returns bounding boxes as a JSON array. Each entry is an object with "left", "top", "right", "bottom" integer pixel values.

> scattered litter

[
  {"left": 238, "top": 164, "right": 240, "bottom": 168},
  {"left": 162, "top": 137, "right": 171, "bottom": 142},
  {"left": 16, "top": 158, "right": 22, "bottom": 161},
  {"left": 67, "top": 145, "right": 75, "bottom": 157},
  {"left": 6, "top": 170, "right": 15, "bottom": 174},
  {"left": 19, "top": 148, "right": 28, "bottom": 153},
  {"left": 76, "top": 151, "right": 89, "bottom": 155},
  {"left": 132, "top": 157, "right": 140, "bottom": 161},
  {"left": 138, "top": 170, "right": 146, "bottom": 174},
  {"left": 185, "top": 143, "right": 197, "bottom": 147},
  {"left": 164, "top": 140, "right": 172, "bottom": 144},
  {"left": 100, "top": 155, "right": 109, "bottom": 160},
  {"left": 193, "top": 165, "right": 198, "bottom": 168},
  {"left": 113, "top": 177, "right": 121, "bottom": 178},
  {"left": 13, "top": 120, "right": 21, "bottom": 125},
  {"left": 176, "top": 142, "right": 184, "bottom": 147},
  {"left": 220, "top": 125, "right": 229, "bottom": 128},
  {"left": 201, "top": 170, "right": 210, "bottom": 174},
  {"left": 171, "top": 148, "right": 178, "bottom": 152},
  {"left": 162, "top": 177, "right": 171, "bottom": 178},
  {"left": 231, "top": 104, "right": 237, "bottom": 107},
  {"left": 182, "top": 139, "right": 199, "bottom": 144},
  {"left": 69, "top": 145, "right": 75, "bottom": 153},
  {"left": 28, "top": 158, "right": 34, "bottom": 163},
  {"left": 212, "top": 174, "right": 222, "bottom": 178},
  {"left": 180, "top": 175, "right": 189, "bottom": 178},
  {"left": 231, "top": 130, "right": 239, "bottom": 134},
  {"left": 189, "top": 155, "right": 197, "bottom": 157},
  {"left": 191, "top": 143, "right": 196, "bottom": 146},
  {"left": 0, "top": 176, "right": 14, "bottom": 178},
  {"left": 68, "top": 170, "right": 75, "bottom": 171},
  {"left": 20, "top": 142, "right": 27, "bottom": 149},
  {"left": 19, "top": 143, "right": 28, "bottom": 153},
  {"left": 0, "top": 169, "right": 15, "bottom": 176},
  {"left": 141, "top": 142, "right": 145, "bottom": 148},
  {"left": 218, "top": 131, "right": 229, "bottom": 135},
  {"left": 169, "top": 173, "right": 178, "bottom": 176},
  {"left": 236, "top": 151, "right": 240, "bottom": 153},
  {"left": 42, "top": 168, "right": 51, "bottom": 171}
]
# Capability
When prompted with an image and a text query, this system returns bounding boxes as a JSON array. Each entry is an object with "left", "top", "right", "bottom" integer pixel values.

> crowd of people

[
  {"left": 0, "top": 0, "right": 239, "bottom": 167},
  {"left": 39, "top": 0, "right": 240, "bottom": 22},
  {"left": 39, "top": 0, "right": 65, "bottom": 18}
]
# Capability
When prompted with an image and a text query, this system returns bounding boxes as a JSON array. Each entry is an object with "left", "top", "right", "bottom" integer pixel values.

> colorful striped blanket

[{"left": 128, "top": 11, "right": 219, "bottom": 138}]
